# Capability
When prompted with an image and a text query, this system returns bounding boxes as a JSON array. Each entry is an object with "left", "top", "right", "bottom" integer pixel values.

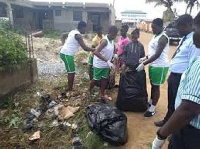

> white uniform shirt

[
  {"left": 60, "top": 29, "right": 81, "bottom": 56},
  {"left": 148, "top": 32, "right": 170, "bottom": 67},
  {"left": 170, "top": 32, "right": 200, "bottom": 73},
  {"left": 93, "top": 36, "right": 114, "bottom": 68},
  {"left": 175, "top": 57, "right": 200, "bottom": 129}
]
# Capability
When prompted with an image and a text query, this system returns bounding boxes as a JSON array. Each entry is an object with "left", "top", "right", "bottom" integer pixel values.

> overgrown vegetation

[
  {"left": 0, "top": 20, "right": 28, "bottom": 71},
  {"left": 43, "top": 29, "right": 62, "bottom": 39}
]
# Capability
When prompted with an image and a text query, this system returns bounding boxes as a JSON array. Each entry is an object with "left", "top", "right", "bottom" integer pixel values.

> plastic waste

[
  {"left": 41, "top": 94, "right": 51, "bottom": 103},
  {"left": 50, "top": 120, "right": 59, "bottom": 127},
  {"left": 86, "top": 103, "right": 128, "bottom": 145},
  {"left": 72, "top": 136, "right": 83, "bottom": 149},
  {"left": 23, "top": 119, "right": 34, "bottom": 131},
  {"left": 30, "top": 109, "right": 41, "bottom": 118},
  {"left": 71, "top": 123, "right": 78, "bottom": 130},
  {"left": 59, "top": 122, "right": 70, "bottom": 131},
  {"left": 49, "top": 100, "right": 57, "bottom": 108}
]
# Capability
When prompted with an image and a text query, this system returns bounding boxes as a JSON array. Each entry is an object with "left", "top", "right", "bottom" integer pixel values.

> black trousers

[
  {"left": 168, "top": 125, "right": 200, "bottom": 149},
  {"left": 164, "top": 72, "right": 182, "bottom": 121}
]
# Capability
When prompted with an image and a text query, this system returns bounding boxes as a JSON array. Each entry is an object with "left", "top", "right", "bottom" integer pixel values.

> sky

[{"left": 30, "top": 0, "right": 200, "bottom": 19}]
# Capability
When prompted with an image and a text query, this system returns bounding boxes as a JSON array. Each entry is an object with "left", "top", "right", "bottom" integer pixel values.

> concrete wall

[
  {"left": 0, "top": 59, "right": 38, "bottom": 98},
  {"left": 53, "top": 8, "right": 87, "bottom": 31},
  {"left": 53, "top": 7, "right": 111, "bottom": 32},
  {"left": 109, "top": 5, "right": 115, "bottom": 25},
  {"left": 13, "top": 6, "right": 36, "bottom": 31},
  {"left": 0, "top": 0, "right": 114, "bottom": 32},
  {"left": 87, "top": 12, "right": 110, "bottom": 33},
  {"left": 100, "top": 13, "right": 110, "bottom": 32}
]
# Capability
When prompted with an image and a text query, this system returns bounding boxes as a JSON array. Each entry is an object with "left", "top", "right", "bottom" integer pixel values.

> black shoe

[
  {"left": 154, "top": 120, "right": 166, "bottom": 127},
  {"left": 144, "top": 111, "right": 156, "bottom": 117}
]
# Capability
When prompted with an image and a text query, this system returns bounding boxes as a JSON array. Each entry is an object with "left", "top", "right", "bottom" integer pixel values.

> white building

[{"left": 121, "top": 10, "right": 147, "bottom": 26}]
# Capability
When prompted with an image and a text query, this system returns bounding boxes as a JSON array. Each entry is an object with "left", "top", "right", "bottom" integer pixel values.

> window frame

[
  {"left": 15, "top": 8, "right": 24, "bottom": 18},
  {"left": 73, "top": 11, "right": 82, "bottom": 21},
  {"left": 55, "top": 10, "right": 61, "bottom": 17}
]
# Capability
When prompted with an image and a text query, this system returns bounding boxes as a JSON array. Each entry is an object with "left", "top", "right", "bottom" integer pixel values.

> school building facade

[{"left": 0, "top": 0, "right": 115, "bottom": 32}]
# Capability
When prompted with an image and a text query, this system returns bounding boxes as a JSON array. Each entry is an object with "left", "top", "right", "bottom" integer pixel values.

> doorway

[{"left": 91, "top": 14, "right": 100, "bottom": 32}]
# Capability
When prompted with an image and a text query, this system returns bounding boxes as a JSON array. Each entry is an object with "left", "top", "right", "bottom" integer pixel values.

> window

[
  {"left": 0, "top": 6, "right": 7, "bottom": 17},
  {"left": 55, "top": 10, "right": 61, "bottom": 16},
  {"left": 15, "top": 9, "right": 24, "bottom": 18},
  {"left": 73, "top": 11, "right": 82, "bottom": 21}
]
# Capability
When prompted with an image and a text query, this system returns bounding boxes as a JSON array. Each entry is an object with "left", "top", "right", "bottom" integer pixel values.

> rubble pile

[{"left": 20, "top": 88, "right": 91, "bottom": 148}]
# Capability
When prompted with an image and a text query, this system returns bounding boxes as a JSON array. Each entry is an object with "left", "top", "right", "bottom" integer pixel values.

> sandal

[
  {"left": 101, "top": 95, "right": 112, "bottom": 101},
  {"left": 97, "top": 98, "right": 106, "bottom": 103}
]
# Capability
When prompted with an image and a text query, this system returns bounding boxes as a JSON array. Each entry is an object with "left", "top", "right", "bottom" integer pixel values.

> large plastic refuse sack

[
  {"left": 86, "top": 103, "right": 128, "bottom": 145},
  {"left": 116, "top": 70, "right": 148, "bottom": 112}
]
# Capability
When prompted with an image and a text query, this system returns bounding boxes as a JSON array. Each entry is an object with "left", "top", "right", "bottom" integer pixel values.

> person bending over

[
  {"left": 90, "top": 26, "right": 118, "bottom": 102},
  {"left": 60, "top": 21, "right": 95, "bottom": 92}
]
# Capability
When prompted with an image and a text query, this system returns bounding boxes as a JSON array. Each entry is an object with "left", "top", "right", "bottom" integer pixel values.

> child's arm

[
  {"left": 75, "top": 34, "right": 95, "bottom": 52},
  {"left": 61, "top": 32, "right": 68, "bottom": 45},
  {"left": 93, "top": 39, "right": 108, "bottom": 62}
]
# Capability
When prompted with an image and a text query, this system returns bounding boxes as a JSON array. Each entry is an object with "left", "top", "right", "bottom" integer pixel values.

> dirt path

[{"left": 109, "top": 32, "right": 176, "bottom": 149}]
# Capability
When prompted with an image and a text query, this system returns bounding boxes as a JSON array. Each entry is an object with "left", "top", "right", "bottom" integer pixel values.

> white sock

[
  {"left": 149, "top": 99, "right": 152, "bottom": 105},
  {"left": 149, "top": 105, "right": 155, "bottom": 112}
]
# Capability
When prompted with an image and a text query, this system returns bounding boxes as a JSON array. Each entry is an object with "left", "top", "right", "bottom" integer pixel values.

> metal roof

[{"left": 32, "top": 1, "right": 109, "bottom": 8}]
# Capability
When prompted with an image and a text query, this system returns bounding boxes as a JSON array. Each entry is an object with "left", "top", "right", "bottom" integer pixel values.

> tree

[
  {"left": 146, "top": 0, "right": 180, "bottom": 22},
  {"left": 184, "top": 0, "right": 200, "bottom": 14}
]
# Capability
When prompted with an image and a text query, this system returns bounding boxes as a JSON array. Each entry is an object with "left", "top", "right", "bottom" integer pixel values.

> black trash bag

[
  {"left": 86, "top": 103, "right": 128, "bottom": 146},
  {"left": 116, "top": 70, "right": 148, "bottom": 112}
]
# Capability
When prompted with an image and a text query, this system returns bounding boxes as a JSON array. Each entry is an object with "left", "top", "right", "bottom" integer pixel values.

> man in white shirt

[
  {"left": 60, "top": 21, "right": 95, "bottom": 92},
  {"left": 155, "top": 14, "right": 200, "bottom": 127},
  {"left": 152, "top": 12, "right": 200, "bottom": 149},
  {"left": 137, "top": 18, "right": 169, "bottom": 117}
]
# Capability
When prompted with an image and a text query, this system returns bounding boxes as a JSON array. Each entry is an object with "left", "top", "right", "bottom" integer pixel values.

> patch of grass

[
  {"left": 148, "top": 142, "right": 152, "bottom": 149},
  {"left": 80, "top": 119, "right": 106, "bottom": 149},
  {"left": 4, "top": 110, "right": 23, "bottom": 129},
  {"left": 0, "top": 97, "right": 14, "bottom": 109}
]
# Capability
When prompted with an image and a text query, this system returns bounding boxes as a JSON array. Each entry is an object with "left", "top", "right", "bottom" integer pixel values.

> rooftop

[
  {"left": 0, "top": 0, "right": 111, "bottom": 8},
  {"left": 32, "top": 2, "right": 109, "bottom": 7}
]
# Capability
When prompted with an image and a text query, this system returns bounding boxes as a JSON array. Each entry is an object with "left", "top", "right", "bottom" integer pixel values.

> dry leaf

[{"left": 29, "top": 130, "right": 40, "bottom": 141}]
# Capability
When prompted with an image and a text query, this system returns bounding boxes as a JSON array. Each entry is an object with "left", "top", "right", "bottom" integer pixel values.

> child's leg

[
  {"left": 100, "top": 78, "right": 108, "bottom": 98},
  {"left": 88, "top": 54, "right": 94, "bottom": 80},
  {"left": 89, "top": 65, "right": 93, "bottom": 80},
  {"left": 60, "top": 53, "right": 75, "bottom": 91},
  {"left": 89, "top": 79, "right": 96, "bottom": 94},
  {"left": 67, "top": 73, "right": 75, "bottom": 91}
]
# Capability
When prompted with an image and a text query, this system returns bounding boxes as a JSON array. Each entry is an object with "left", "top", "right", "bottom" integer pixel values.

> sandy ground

[{"left": 110, "top": 32, "right": 176, "bottom": 149}]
